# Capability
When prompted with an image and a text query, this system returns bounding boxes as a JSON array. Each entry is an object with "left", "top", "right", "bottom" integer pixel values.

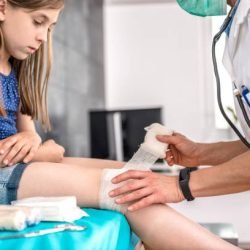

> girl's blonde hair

[{"left": 0, "top": 0, "right": 64, "bottom": 129}]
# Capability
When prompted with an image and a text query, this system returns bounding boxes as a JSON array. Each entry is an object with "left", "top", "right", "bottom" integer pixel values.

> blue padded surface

[{"left": 0, "top": 208, "right": 135, "bottom": 250}]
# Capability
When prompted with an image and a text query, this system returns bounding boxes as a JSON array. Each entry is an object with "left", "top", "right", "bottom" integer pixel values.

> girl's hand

[
  {"left": 0, "top": 149, "right": 12, "bottom": 167},
  {"left": 157, "top": 133, "right": 201, "bottom": 167},
  {"left": 30, "top": 139, "right": 65, "bottom": 163},
  {"left": 109, "top": 170, "right": 184, "bottom": 211},
  {"left": 40, "top": 139, "right": 65, "bottom": 163},
  {"left": 0, "top": 131, "right": 41, "bottom": 166}
]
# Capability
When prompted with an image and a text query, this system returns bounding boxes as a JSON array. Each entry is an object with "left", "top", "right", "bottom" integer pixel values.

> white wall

[
  {"left": 104, "top": 2, "right": 222, "bottom": 142},
  {"left": 104, "top": 2, "right": 250, "bottom": 244}
]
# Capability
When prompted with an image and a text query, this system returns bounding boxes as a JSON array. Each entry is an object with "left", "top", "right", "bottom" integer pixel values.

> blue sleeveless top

[{"left": 0, "top": 70, "right": 19, "bottom": 140}]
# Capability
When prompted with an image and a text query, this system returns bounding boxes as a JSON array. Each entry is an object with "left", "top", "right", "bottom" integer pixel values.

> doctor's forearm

[
  {"left": 198, "top": 140, "right": 248, "bottom": 166},
  {"left": 190, "top": 150, "right": 250, "bottom": 198}
]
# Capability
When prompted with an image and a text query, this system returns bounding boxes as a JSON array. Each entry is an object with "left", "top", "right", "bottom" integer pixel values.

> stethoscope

[{"left": 212, "top": 1, "right": 250, "bottom": 148}]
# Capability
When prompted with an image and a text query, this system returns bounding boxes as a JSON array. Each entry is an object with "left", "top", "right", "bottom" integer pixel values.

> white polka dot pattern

[{"left": 0, "top": 69, "right": 19, "bottom": 140}]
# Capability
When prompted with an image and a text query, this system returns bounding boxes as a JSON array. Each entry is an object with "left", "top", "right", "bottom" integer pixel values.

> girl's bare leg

[
  {"left": 17, "top": 162, "right": 239, "bottom": 250},
  {"left": 61, "top": 157, "right": 124, "bottom": 169},
  {"left": 127, "top": 205, "right": 239, "bottom": 250}
]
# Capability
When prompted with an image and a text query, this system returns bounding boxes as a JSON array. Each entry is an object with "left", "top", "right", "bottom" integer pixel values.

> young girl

[{"left": 0, "top": 0, "right": 240, "bottom": 249}]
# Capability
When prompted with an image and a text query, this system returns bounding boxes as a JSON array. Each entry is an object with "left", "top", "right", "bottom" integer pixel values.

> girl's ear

[{"left": 0, "top": 0, "right": 6, "bottom": 22}]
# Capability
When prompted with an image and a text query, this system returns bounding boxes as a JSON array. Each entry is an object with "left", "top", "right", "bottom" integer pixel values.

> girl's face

[{"left": 1, "top": 4, "right": 61, "bottom": 60}]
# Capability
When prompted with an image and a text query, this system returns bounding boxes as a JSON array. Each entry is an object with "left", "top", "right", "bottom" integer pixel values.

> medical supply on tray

[
  {"left": 0, "top": 205, "right": 42, "bottom": 231},
  {"left": 11, "top": 196, "right": 88, "bottom": 222},
  {"left": 0, "top": 223, "right": 87, "bottom": 240}
]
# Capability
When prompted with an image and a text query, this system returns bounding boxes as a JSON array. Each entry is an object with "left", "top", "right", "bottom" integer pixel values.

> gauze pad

[
  {"left": 12, "top": 196, "right": 88, "bottom": 222},
  {"left": 99, "top": 123, "right": 173, "bottom": 213}
]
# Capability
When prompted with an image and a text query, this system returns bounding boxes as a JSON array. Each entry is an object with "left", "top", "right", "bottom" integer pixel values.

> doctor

[{"left": 109, "top": 0, "right": 250, "bottom": 212}]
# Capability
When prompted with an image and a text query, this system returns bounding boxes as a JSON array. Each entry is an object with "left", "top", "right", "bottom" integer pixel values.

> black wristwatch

[{"left": 179, "top": 168, "right": 197, "bottom": 201}]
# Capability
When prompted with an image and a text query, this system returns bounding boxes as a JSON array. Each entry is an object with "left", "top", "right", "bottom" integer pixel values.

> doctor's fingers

[
  {"left": 165, "top": 150, "right": 175, "bottom": 166},
  {"left": 112, "top": 169, "right": 150, "bottom": 184},
  {"left": 109, "top": 177, "right": 148, "bottom": 197},
  {"left": 157, "top": 132, "right": 184, "bottom": 145},
  {"left": 115, "top": 186, "right": 153, "bottom": 206}
]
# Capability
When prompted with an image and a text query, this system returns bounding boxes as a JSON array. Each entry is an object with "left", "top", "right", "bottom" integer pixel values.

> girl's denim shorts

[{"left": 0, "top": 163, "right": 28, "bottom": 204}]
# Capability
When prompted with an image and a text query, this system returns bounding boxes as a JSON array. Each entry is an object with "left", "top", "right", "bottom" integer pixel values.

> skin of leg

[
  {"left": 17, "top": 162, "right": 239, "bottom": 250},
  {"left": 126, "top": 205, "right": 239, "bottom": 250},
  {"left": 61, "top": 157, "right": 124, "bottom": 169},
  {"left": 18, "top": 162, "right": 101, "bottom": 207}
]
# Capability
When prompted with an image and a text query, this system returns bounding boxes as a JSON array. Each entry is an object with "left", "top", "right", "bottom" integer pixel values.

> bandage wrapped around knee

[
  {"left": 99, "top": 123, "right": 172, "bottom": 213},
  {"left": 99, "top": 168, "right": 128, "bottom": 214}
]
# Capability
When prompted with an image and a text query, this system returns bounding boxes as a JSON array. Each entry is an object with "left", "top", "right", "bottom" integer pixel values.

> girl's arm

[
  {"left": 0, "top": 113, "right": 41, "bottom": 166},
  {"left": 0, "top": 113, "right": 64, "bottom": 166},
  {"left": 16, "top": 112, "right": 39, "bottom": 133},
  {"left": 31, "top": 139, "right": 65, "bottom": 163},
  {"left": 17, "top": 112, "right": 65, "bottom": 163}
]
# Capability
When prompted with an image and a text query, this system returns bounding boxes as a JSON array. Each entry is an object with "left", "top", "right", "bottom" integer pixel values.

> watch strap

[{"left": 179, "top": 168, "right": 196, "bottom": 201}]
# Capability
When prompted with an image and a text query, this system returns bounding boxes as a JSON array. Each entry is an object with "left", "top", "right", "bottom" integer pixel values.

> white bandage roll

[
  {"left": 0, "top": 210, "right": 27, "bottom": 231},
  {"left": 0, "top": 205, "right": 41, "bottom": 226},
  {"left": 140, "top": 123, "right": 173, "bottom": 159}
]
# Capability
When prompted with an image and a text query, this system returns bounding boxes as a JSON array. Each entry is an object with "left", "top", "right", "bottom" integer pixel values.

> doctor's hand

[
  {"left": 157, "top": 132, "right": 200, "bottom": 168},
  {"left": 109, "top": 170, "right": 184, "bottom": 212},
  {"left": 0, "top": 131, "right": 41, "bottom": 166}
]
